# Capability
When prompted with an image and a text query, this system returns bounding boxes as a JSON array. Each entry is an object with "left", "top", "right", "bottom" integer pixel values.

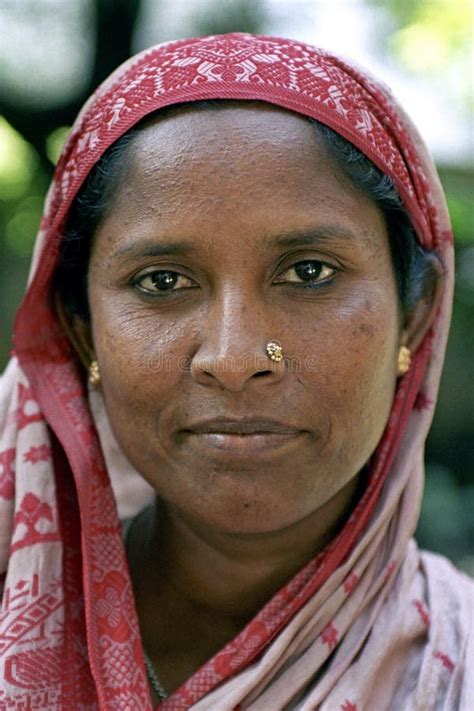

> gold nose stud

[{"left": 266, "top": 341, "right": 283, "bottom": 363}]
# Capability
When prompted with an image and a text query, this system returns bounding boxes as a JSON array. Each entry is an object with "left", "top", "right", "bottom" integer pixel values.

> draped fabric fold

[{"left": 1, "top": 33, "right": 472, "bottom": 710}]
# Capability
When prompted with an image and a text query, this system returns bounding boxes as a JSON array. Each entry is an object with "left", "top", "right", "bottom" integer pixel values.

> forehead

[
  {"left": 130, "top": 102, "right": 322, "bottom": 189},
  {"left": 137, "top": 101, "right": 316, "bottom": 145},
  {"left": 99, "top": 103, "right": 386, "bottom": 253}
]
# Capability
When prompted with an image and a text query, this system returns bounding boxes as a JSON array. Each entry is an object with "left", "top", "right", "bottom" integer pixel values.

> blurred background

[{"left": 0, "top": 0, "right": 473, "bottom": 570}]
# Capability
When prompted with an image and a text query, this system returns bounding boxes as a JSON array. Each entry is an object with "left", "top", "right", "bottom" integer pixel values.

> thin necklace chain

[
  {"left": 143, "top": 649, "right": 169, "bottom": 702},
  {"left": 125, "top": 508, "right": 169, "bottom": 702}
]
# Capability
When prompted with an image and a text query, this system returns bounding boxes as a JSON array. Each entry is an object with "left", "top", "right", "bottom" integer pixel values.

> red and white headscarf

[{"left": 1, "top": 34, "right": 472, "bottom": 710}]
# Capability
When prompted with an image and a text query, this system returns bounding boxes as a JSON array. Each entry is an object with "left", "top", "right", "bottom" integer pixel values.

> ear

[
  {"left": 54, "top": 291, "right": 94, "bottom": 371},
  {"left": 399, "top": 251, "right": 446, "bottom": 354}
]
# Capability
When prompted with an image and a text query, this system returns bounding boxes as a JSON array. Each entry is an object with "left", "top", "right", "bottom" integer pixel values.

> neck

[
  {"left": 131, "top": 471, "right": 363, "bottom": 622},
  {"left": 126, "top": 471, "right": 365, "bottom": 694}
]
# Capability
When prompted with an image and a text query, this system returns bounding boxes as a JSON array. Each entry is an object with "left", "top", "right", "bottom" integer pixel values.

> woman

[{"left": 0, "top": 33, "right": 472, "bottom": 710}]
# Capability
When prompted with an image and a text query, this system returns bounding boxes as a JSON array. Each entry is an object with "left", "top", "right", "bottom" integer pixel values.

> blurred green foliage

[
  {"left": 383, "top": 2, "right": 474, "bottom": 573},
  {"left": 370, "top": 0, "right": 473, "bottom": 111},
  {"left": 0, "top": 120, "right": 47, "bottom": 258},
  {"left": 188, "top": 0, "right": 267, "bottom": 36},
  {"left": 0, "top": 0, "right": 473, "bottom": 571},
  {"left": 417, "top": 464, "right": 474, "bottom": 575}
]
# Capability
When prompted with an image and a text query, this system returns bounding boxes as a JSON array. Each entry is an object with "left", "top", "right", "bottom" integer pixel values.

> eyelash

[{"left": 132, "top": 260, "right": 338, "bottom": 297}]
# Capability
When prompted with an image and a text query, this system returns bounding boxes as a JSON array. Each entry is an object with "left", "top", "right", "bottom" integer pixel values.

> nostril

[{"left": 254, "top": 370, "right": 273, "bottom": 377}]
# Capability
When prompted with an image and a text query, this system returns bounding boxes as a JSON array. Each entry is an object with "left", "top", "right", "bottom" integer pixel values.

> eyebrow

[
  {"left": 111, "top": 225, "right": 357, "bottom": 261},
  {"left": 112, "top": 242, "right": 193, "bottom": 260},
  {"left": 268, "top": 225, "right": 357, "bottom": 248}
]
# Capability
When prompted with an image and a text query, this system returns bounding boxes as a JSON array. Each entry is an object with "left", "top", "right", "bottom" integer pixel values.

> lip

[
  {"left": 182, "top": 418, "right": 306, "bottom": 458},
  {"left": 185, "top": 417, "right": 303, "bottom": 435}
]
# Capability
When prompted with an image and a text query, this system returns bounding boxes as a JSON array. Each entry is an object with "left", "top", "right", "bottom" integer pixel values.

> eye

[
  {"left": 133, "top": 269, "right": 196, "bottom": 294},
  {"left": 275, "top": 259, "right": 337, "bottom": 286}
]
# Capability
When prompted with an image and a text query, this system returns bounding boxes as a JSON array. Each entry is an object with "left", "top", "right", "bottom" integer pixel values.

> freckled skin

[{"left": 82, "top": 104, "right": 411, "bottom": 691}]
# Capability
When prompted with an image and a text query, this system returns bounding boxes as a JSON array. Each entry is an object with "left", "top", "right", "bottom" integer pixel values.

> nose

[{"left": 190, "top": 293, "right": 286, "bottom": 391}]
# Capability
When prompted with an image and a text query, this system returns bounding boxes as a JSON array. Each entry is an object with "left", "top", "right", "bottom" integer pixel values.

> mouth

[{"left": 182, "top": 417, "right": 306, "bottom": 458}]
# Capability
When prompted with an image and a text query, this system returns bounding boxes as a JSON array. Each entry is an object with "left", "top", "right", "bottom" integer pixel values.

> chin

[{"left": 171, "top": 488, "right": 316, "bottom": 536}]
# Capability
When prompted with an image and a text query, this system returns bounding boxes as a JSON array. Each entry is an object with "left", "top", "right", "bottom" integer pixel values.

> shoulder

[
  {"left": 417, "top": 549, "right": 474, "bottom": 644},
  {"left": 419, "top": 548, "right": 474, "bottom": 608},
  {"left": 417, "top": 549, "right": 474, "bottom": 707}
]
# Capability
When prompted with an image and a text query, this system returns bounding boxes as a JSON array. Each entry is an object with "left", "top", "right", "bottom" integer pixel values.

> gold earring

[
  {"left": 397, "top": 346, "right": 411, "bottom": 376},
  {"left": 88, "top": 359, "right": 101, "bottom": 387},
  {"left": 266, "top": 341, "right": 283, "bottom": 363}
]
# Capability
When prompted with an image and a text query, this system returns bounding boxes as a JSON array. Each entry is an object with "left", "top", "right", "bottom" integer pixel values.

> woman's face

[{"left": 86, "top": 104, "right": 401, "bottom": 534}]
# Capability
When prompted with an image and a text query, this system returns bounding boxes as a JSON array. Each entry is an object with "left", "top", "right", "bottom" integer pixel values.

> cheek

[
  {"left": 297, "top": 292, "right": 399, "bottom": 453},
  {"left": 90, "top": 299, "right": 198, "bottom": 402}
]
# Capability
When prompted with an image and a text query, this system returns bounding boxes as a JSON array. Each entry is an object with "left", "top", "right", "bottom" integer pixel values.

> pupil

[
  {"left": 295, "top": 261, "right": 321, "bottom": 281},
  {"left": 152, "top": 271, "right": 177, "bottom": 289}
]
